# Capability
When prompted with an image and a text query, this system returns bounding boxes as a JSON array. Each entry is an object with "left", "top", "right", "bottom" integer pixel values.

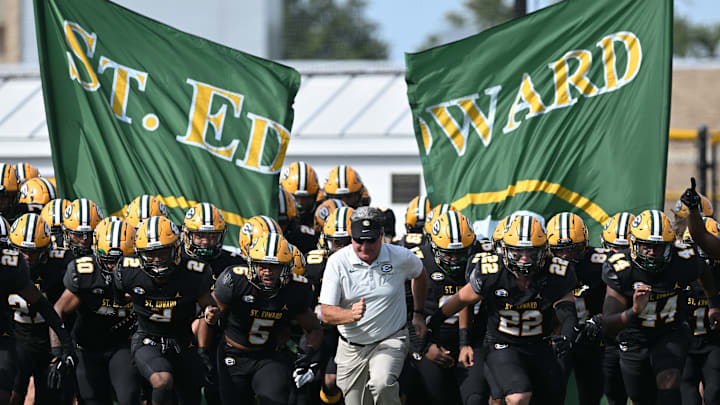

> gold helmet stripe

[
  {"left": 110, "top": 220, "right": 121, "bottom": 248},
  {"left": 298, "top": 162, "right": 307, "bottom": 193},
  {"left": 617, "top": 212, "right": 630, "bottom": 240},
  {"left": 202, "top": 203, "right": 212, "bottom": 227},
  {"left": 148, "top": 216, "right": 159, "bottom": 244},
  {"left": 15, "top": 164, "right": 24, "bottom": 180},
  {"left": 418, "top": 197, "right": 428, "bottom": 220},
  {"left": 24, "top": 214, "right": 38, "bottom": 244},
  {"left": 278, "top": 190, "right": 287, "bottom": 215}
]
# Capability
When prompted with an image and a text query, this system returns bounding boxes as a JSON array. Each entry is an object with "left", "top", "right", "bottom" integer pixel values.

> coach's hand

[
  {"left": 412, "top": 312, "right": 427, "bottom": 339},
  {"left": 351, "top": 298, "right": 365, "bottom": 322}
]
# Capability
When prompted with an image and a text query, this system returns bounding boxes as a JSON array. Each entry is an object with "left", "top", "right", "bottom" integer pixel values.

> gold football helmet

[
  {"left": 430, "top": 211, "right": 477, "bottom": 279},
  {"left": 41, "top": 198, "right": 71, "bottom": 247},
  {"left": 314, "top": 199, "right": 346, "bottom": 234},
  {"left": 601, "top": 212, "right": 635, "bottom": 252},
  {"left": 546, "top": 212, "right": 588, "bottom": 263},
  {"left": 9, "top": 213, "right": 52, "bottom": 267},
  {"left": 323, "top": 165, "right": 363, "bottom": 208},
  {"left": 183, "top": 202, "right": 226, "bottom": 260},
  {"left": 683, "top": 217, "right": 720, "bottom": 261},
  {"left": 0, "top": 215, "right": 10, "bottom": 248},
  {"left": 323, "top": 206, "right": 354, "bottom": 254},
  {"left": 673, "top": 195, "right": 713, "bottom": 218},
  {"left": 278, "top": 188, "right": 298, "bottom": 233},
  {"left": 125, "top": 195, "right": 168, "bottom": 229},
  {"left": 629, "top": 210, "right": 674, "bottom": 273},
  {"left": 492, "top": 216, "right": 509, "bottom": 255},
  {"left": 239, "top": 215, "right": 282, "bottom": 256},
  {"left": 13, "top": 163, "right": 39, "bottom": 183},
  {"left": 18, "top": 177, "right": 56, "bottom": 212},
  {"left": 63, "top": 198, "right": 104, "bottom": 257},
  {"left": 424, "top": 204, "right": 457, "bottom": 239},
  {"left": 94, "top": 218, "right": 136, "bottom": 275},
  {"left": 502, "top": 215, "right": 548, "bottom": 277},
  {"left": 290, "top": 243, "right": 306, "bottom": 275},
  {"left": 247, "top": 232, "right": 294, "bottom": 294},
  {"left": 135, "top": 216, "right": 182, "bottom": 279},
  {"left": 405, "top": 196, "right": 431, "bottom": 234},
  {"left": 0, "top": 163, "right": 19, "bottom": 215},
  {"left": 281, "top": 161, "right": 320, "bottom": 216}
]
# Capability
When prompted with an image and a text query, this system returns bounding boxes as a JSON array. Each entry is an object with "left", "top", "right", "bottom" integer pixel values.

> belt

[{"left": 338, "top": 326, "right": 406, "bottom": 348}]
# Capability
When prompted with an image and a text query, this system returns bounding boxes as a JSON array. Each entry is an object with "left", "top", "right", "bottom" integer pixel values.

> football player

[
  {"left": 212, "top": 233, "right": 322, "bottom": 405},
  {"left": 281, "top": 162, "right": 322, "bottom": 254},
  {"left": 602, "top": 209, "right": 720, "bottom": 405},
  {"left": 7, "top": 213, "right": 75, "bottom": 405},
  {"left": 113, "top": 216, "right": 216, "bottom": 405},
  {"left": 490, "top": 216, "right": 509, "bottom": 255},
  {"left": 429, "top": 215, "right": 578, "bottom": 404},
  {"left": 395, "top": 196, "right": 431, "bottom": 249},
  {"left": 414, "top": 211, "right": 489, "bottom": 405},
  {"left": 302, "top": 207, "right": 355, "bottom": 405},
  {"left": 40, "top": 199, "right": 71, "bottom": 249},
  {"left": 12, "top": 163, "right": 38, "bottom": 183},
  {"left": 423, "top": 204, "right": 457, "bottom": 245},
  {"left": 681, "top": 219, "right": 720, "bottom": 405},
  {"left": 239, "top": 215, "right": 283, "bottom": 258},
  {"left": 181, "top": 202, "right": 244, "bottom": 405},
  {"left": 51, "top": 218, "right": 141, "bottom": 405},
  {"left": 277, "top": 188, "right": 298, "bottom": 235},
  {"left": 546, "top": 212, "right": 606, "bottom": 405},
  {"left": 0, "top": 218, "right": 74, "bottom": 405},
  {"left": 323, "top": 165, "right": 363, "bottom": 209},
  {"left": 0, "top": 164, "right": 20, "bottom": 221},
  {"left": 63, "top": 198, "right": 104, "bottom": 258},
  {"left": 597, "top": 212, "right": 634, "bottom": 405},
  {"left": 124, "top": 195, "right": 167, "bottom": 229},
  {"left": 16, "top": 177, "right": 56, "bottom": 215}
]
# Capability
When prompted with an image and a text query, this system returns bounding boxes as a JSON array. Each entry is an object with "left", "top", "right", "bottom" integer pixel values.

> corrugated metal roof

[{"left": 0, "top": 62, "right": 414, "bottom": 140}]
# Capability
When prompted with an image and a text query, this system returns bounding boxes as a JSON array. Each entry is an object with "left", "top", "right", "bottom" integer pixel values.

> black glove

[
  {"left": 681, "top": 177, "right": 701, "bottom": 212},
  {"left": 197, "top": 347, "right": 216, "bottom": 386},
  {"left": 293, "top": 349, "right": 320, "bottom": 388},
  {"left": 576, "top": 314, "right": 603, "bottom": 346},
  {"left": 47, "top": 344, "right": 77, "bottom": 391},
  {"left": 545, "top": 335, "right": 573, "bottom": 359}
]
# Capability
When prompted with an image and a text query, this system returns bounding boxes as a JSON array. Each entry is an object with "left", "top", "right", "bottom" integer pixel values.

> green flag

[
  {"left": 405, "top": 0, "right": 672, "bottom": 242},
  {"left": 34, "top": 0, "right": 300, "bottom": 248}
]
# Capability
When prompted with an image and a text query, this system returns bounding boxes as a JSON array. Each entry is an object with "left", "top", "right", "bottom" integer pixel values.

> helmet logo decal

[{"left": 185, "top": 207, "right": 195, "bottom": 219}]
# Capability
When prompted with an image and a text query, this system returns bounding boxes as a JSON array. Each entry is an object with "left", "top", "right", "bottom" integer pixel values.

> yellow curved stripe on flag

[
  {"left": 452, "top": 180, "right": 611, "bottom": 225},
  {"left": 110, "top": 195, "right": 247, "bottom": 227}
]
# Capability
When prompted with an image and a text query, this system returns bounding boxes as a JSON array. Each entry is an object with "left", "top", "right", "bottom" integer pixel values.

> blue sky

[{"left": 366, "top": 0, "right": 720, "bottom": 63}]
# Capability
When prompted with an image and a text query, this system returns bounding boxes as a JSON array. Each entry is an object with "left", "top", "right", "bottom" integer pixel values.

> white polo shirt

[{"left": 319, "top": 242, "right": 423, "bottom": 345}]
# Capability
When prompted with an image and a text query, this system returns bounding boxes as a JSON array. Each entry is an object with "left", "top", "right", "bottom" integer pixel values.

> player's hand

[
  {"left": 545, "top": 335, "right": 572, "bottom": 359},
  {"left": 47, "top": 344, "right": 76, "bottom": 391},
  {"left": 632, "top": 283, "right": 652, "bottom": 314},
  {"left": 293, "top": 362, "right": 320, "bottom": 388},
  {"left": 351, "top": 298, "right": 365, "bottom": 321},
  {"left": 197, "top": 347, "right": 216, "bottom": 385},
  {"left": 204, "top": 305, "right": 219, "bottom": 326},
  {"left": 576, "top": 314, "right": 603, "bottom": 345},
  {"left": 458, "top": 345, "right": 474, "bottom": 367},
  {"left": 709, "top": 307, "right": 720, "bottom": 330},
  {"left": 681, "top": 177, "right": 701, "bottom": 212},
  {"left": 412, "top": 312, "right": 427, "bottom": 339},
  {"left": 425, "top": 344, "right": 455, "bottom": 368}
]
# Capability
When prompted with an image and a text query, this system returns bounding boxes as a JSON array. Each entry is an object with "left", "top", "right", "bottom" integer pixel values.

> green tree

[{"left": 282, "top": 0, "right": 388, "bottom": 59}]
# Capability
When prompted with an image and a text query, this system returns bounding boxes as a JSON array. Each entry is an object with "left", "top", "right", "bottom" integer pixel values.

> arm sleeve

[
  {"left": 318, "top": 257, "right": 341, "bottom": 306},
  {"left": 213, "top": 269, "right": 235, "bottom": 305},
  {"left": 13, "top": 256, "right": 33, "bottom": 291},
  {"left": 63, "top": 261, "right": 81, "bottom": 294},
  {"left": 405, "top": 248, "right": 423, "bottom": 280},
  {"left": 468, "top": 265, "right": 489, "bottom": 297}
]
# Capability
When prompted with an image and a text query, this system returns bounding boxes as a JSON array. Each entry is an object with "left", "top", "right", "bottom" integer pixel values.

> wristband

[
  {"left": 413, "top": 309, "right": 424, "bottom": 316},
  {"left": 458, "top": 328, "right": 472, "bottom": 347},
  {"left": 623, "top": 307, "right": 638, "bottom": 322},
  {"left": 709, "top": 295, "right": 720, "bottom": 309}
]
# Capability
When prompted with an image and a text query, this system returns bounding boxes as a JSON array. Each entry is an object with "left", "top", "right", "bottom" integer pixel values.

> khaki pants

[{"left": 335, "top": 328, "right": 409, "bottom": 405}]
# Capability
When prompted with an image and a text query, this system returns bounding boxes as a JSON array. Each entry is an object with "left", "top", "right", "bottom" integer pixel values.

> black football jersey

[
  {"left": 419, "top": 243, "right": 479, "bottom": 350},
  {"left": 11, "top": 248, "right": 73, "bottom": 352},
  {"left": 686, "top": 263, "right": 720, "bottom": 353},
  {"left": 64, "top": 256, "right": 134, "bottom": 351},
  {"left": 393, "top": 233, "right": 425, "bottom": 250},
  {"left": 0, "top": 249, "right": 33, "bottom": 336},
  {"left": 181, "top": 246, "right": 246, "bottom": 288},
  {"left": 303, "top": 249, "right": 328, "bottom": 319},
  {"left": 572, "top": 247, "right": 609, "bottom": 323},
  {"left": 468, "top": 254, "right": 576, "bottom": 346},
  {"left": 213, "top": 265, "right": 313, "bottom": 350},
  {"left": 602, "top": 245, "right": 702, "bottom": 343},
  {"left": 286, "top": 222, "right": 320, "bottom": 255},
  {"left": 114, "top": 255, "right": 213, "bottom": 344}
]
